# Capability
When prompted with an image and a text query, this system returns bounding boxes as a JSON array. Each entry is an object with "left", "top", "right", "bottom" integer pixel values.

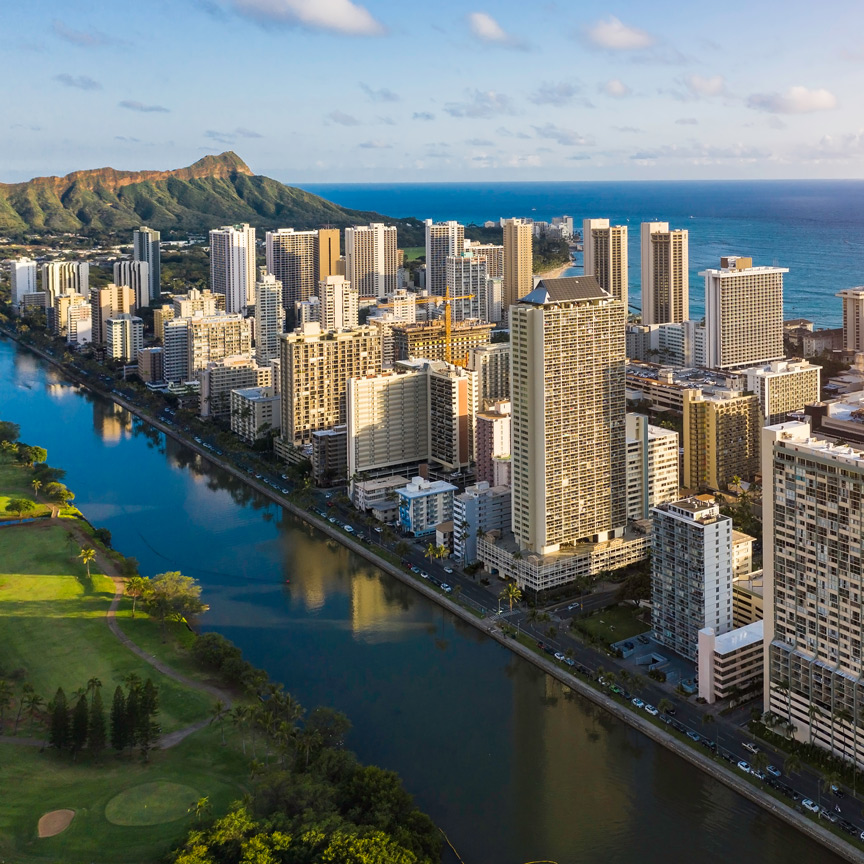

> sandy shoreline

[{"left": 536, "top": 261, "right": 575, "bottom": 280}]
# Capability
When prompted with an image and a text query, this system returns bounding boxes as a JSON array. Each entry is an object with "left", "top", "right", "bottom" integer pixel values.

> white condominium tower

[
  {"left": 762, "top": 421, "right": 864, "bottom": 766},
  {"left": 210, "top": 223, "right": 256, "bottom": 314},
  {"left": 317, "top": 275, "right": 359, "bottom": 330},
  {"left": 254, "top": 268, "right": 283, "bottom": 365},
  {"left": 133, "top": 226, "right": 161, "bottom": 302},
  {"left": 446, "top": 253, "right": 485, "bottom": 321},
  {"left": 10, "top": 258, "right": 37, "bottom": 307},
  {"left": 640, "top": 222, "right": 689, "bottom": 325},
  {"left": 836, "top": 287, "right": 864, "bottom": 353},
  {"left": 583, "top": 219, "right": 628, "bottom": 310},
  {"left": 702, "top": 256, "right": 786, "bottom": 370},
  {"left": 502, "top": 218, "right": 533, "bottom": 311},
  {"left": 113, "top": 260, "right": 150, "bottom": 309},
  {"left": 510, "top": 276, "right": 626, "bottom": 555},
  {"left": 344, "top": 223, "right": 398, "bottom": 299},
  {"left": 425, "top": 220, "right": 465, "bottom": 295},
  {"left": 41, "top": 261, "right": 89, "bottom": 305}
]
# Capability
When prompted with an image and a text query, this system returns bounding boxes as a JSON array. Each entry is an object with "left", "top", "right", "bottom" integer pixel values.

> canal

[{"left": 0, "top": 335, "right": 839, "bottom": 864}]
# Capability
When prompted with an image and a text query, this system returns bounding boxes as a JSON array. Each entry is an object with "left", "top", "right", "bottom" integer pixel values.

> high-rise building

[
  {"left": 210, "top": 223, "right": 256, "bottom": 313},
  {"left": 583, "top": 219, "right": 628, "bottom": 309},
  {"left": 682, "top": 388, "right": 761, "bottom": 492},
  {"left": 137, "top": 347, "right": 164, "bottom": 384},
  {"left": 105, "top": 314, "right": 144, "bottom": 362},
  {"left": 651, "top": 497, "right": 733, "bottom": 661},
  {"left": 113, "top": 260, "right": 150, "bottom": 310},
  {"left": 836, "top": 287, "right": 864, "bottom": 353},
  {"left": 502, "top": 218, "right": 533, "bottom": 311},
  {"left": 625, "top": 413, "right": 680, "bottom": 521},
  {"left": 50, "top": 292, "right": 90, "bottom": 339},
  {"left": 187, "top": 312, "right": 253, "bottom": 373},
  {"left": 9, "top": 258, "right": 37, "bottom": 308},
  {"left": 742, "top": 359, "right": 821, "bottom": 425},
  {"left": 475, "top": 401, "right": 511, "bottom": 486},
  {"left": 345, "top": 223, "right": 398, "bottom": 299},
  {"left": 279, "top": 323, "right": 382, "bottom": 448},
  {"left": 465, "top": 241, "right": 504, "bottom": 278},
  {"left": 425, "top": 220, "right": 465, "bottom": 294},
  {"left": 702, "top": 256, "right": 786, "bottom": 370},
  {"left": 316, "top": 228, "right": 340, "bottom": 283},
  {"left": 163, "top": 319, "right": 190, "bottom": 383},
  {"left": 154, "top": 305, "right": 175, "bottom": 342},
  {"left": 67, "top": 302, "right": 92, "bottom": 345},
  {"left": 510, "top": 276, "right": 626, "bottom": 554},
  {"left": 317, "top": 275, "right": 359, "bottom": 331},
  {"left": 445, "top": 253, "right": 484, "bottom": 320},
  {"left": 254, "top": 269, "right": 284, "bottom": 365},
  {"left": 197, "top": 356, "right": 271, "bottom": 419},
  {"left": 762, "top": 422, "right": 864, "bottom": 766},
  {"left": 133, "top": 226, "right": 161, "bottom": 302},
  {"left": 266, "top": 229, "right": 317, "bottom": 309},
  {"left": 640, "top": 222, "right": 689, "bottom": 325},
  {"left": 41, "top": 261, "right": 89, "bottom": 305},
  {"left": 453, "top": 482, "right": 512, "bottom": 564},
  {"left": 173, "top": 288, "right": 221, "bottom": 318},
  {"left": 90, "top": 283, "right": 136, "bottom": 345},
  {"left": 468, "top": 342, "right": 510, "bottom": 407}
]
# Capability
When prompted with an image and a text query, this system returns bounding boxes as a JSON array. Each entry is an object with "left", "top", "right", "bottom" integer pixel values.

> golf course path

[{"left": 85, "top": 524, "right": 235, "bottom": 748}]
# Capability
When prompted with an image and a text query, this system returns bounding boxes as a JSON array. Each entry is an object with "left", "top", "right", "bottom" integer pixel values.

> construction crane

[
  {"left": 375, "top": 294, "right": 445, "bottom": 310},
  {"left": 443, "top": 285, "right": 475, "bottom": 367}
]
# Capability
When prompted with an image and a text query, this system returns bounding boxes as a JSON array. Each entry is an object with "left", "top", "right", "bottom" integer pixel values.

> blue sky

[{"left": 3, "top": 0, "right": 864, "bottom": 183}]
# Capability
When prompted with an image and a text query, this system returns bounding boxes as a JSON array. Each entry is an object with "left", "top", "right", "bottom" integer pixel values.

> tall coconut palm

[
  {"left": 784, "top": 753, "right": 802, "bottom": 777},
  {"left": 31, "top": 479, "right": 42, "bottom": 499},
  {"left": 210, "top": 699, "right": 227, "bottom": 745},
  {"left": 78, "top": 547, "right": 96, "bottom": 580},
  {"left": 125, "top": 576, "right": 150, "bottom": 618},
  {"left": 501, "top": 582, "right": 522, "bottom": 612}
]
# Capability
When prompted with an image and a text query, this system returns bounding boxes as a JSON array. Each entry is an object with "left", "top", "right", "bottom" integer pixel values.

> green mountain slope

[{"left": 0, "top": 152, "right": 427, "bottom": 245}]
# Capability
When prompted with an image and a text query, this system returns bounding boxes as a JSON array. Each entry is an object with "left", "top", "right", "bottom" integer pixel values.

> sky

[{"left": 3, "top": 0, "right": 864, "bottom": 184}]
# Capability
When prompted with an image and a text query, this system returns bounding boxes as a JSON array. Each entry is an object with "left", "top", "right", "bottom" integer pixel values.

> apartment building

[
  {"left": 583, "top": 218, "right": 628, "bottom": 309},
  {"left": 397, "top": 476, "right": 457, "bottom": 537},
  {"left": 105, "top": 314, "right": 144, "bottom": 363},
  {"left": 345, "top": 223, "right": 398, "bottom": 299},
  {"left": 640, "top": 222, "right": 689, "bottom": 325},
  {"left": 254, "top": 269, "right": 284, "bottom": 365},
  {"left": 392, "top": 319, "right": 493, "bottom": 364},
  {"left": 468, "top": 342, "right": 510, "bottom": 407},
  {"left": 425, "top": 220, "right": 465, "bottom": 295},
  {"left": 453, "top": 482, "right": 512, "bottom": 564},
  {"left": 625, "top": 413, "right": 680, "bottom": 521},
  {"left": 90, "top": 283, "right": 136, "bottom": 345},
  {"left": 475, "top": 401, "right": 511, "bottom": 486},
  {"left": 41, "top": 261, "right": 89, "bottom": 305},
  {"left": 113, "top": 260, "right": 150, "bottom": 309},
  {"left": 502, "top": 218, "right": 533, "bottom": 311},
  {"left": 445, "top": 253, "right": 484, "bottom": 321},
  {"left": 173, "top": 287, "right": 221, "bottom": 318},
  {"left": 742, "top": 359, "right": 821, "bottom": 425},
  {"left": 133, "top": 226, "right": 161, "bottom": 302},
  {"left": 231, "top": 386, "right": 281, "bottom": 443},
  {"left": 210, "top": 223, "right": 256, "bottom": 313},
  {"left": 198, "top": 356, "right": 272, "bottom": 419}
]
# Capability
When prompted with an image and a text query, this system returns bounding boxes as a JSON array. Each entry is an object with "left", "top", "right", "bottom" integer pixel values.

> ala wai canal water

[{"left": 0, "top": 335, "right": 841, "bottom": 864}]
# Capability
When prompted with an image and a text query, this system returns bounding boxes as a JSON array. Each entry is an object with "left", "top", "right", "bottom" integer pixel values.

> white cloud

[
  {"left": 675, "top": 117, "right": 698, "bottom": 126},
  {"left": 445, "top": 90, "right": 516, "bottom": 119},
  {"left": 601, "top": 79, "right": 632, "bottom": 98},
  {"left": 532, "top": 123, "right": 593, "bottom": 147},
  {"left": 630, "top": 142, "right": 769, "bottom": 161},
  {"left": 358, "top": 140, "right": 392, "bottom": 149},
  {"left": 54, "top": 73, "right": 102, "bottom": 91},
  {"left": 467, "top": 12, "right": 526, "bottom": 49},
  {"left": 326, "top": 110, "right": 360, "bottom": 126},
  {"left": 119, "top": 100, "right": 170, "bottom": 113},
  {"left": 360, "top": 83, "right": 399, "bottom": 102},
  {"left": 747, "top": 86, "right": 837, "bottom": 114},
  {"left": 412, "top": 112, "right": 435, "bottom": 121},
  {"left": 586, "top": 16, "right": 654, "bottom": 51},
  {"left": 231, "top": 0, "right": 385, "bottom": 36},
  {"left": 530, "top": 81, "right": 590, "bottom": 108},
  {"left": 52, "top": 19, "right": 110, "bottom": 47},
  {"left": 685, "top": 74, "right": 726, "bottom": 98},
  {"left": 800, "top": 130, "right": 864, "bottom": 161}
]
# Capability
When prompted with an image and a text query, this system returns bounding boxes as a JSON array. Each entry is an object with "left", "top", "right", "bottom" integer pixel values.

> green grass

[
  {"left": 401, "top": 246, "right": 425, "bottom": 261},
  {"left": 105, "top": 781, "right": 200, "bottom": 826},
  {"left": 0, "top": 523, "right": 212, "bottom": 733},
  {"left": 578, "top": 604, "right": 651, "bottom": 644},
  {"left": 0, "top": 724, "right": 249, "bottom": 863},
  {"left": 0, "top": 460, "right": 51, "bottom": 521}
]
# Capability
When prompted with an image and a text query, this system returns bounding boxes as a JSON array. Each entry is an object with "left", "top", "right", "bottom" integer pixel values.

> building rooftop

[
  {"left": 732, "top": 530, "right": 755, "bottom": 546},
  {"left": 357, "top": 475, "right": 409, "bottom": 491},
  {"left": 711, "top": 620, "right": 764, "bottom": 655},
  {"left": 519, "top": 276, "right": 609, "bottom": 306},
  {"left": 398, "top": 477, "right": 458, "bottom": 499}
]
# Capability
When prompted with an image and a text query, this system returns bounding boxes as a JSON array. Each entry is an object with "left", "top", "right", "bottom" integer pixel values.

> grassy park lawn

[
  {"left": 579, "top": 604, "right": 651, "bottom": 644},
  {"left": 401, "top": 246, "right": 425, "bottom": 261},
  {"left": 0, "top": 523, "right": 212, "bottom": 733},
  {"left": 0, "top": 724, "right": 249, "bottom": 864},
  {"left": 0, "top": 461, "right": 51, "bottom": 520}
]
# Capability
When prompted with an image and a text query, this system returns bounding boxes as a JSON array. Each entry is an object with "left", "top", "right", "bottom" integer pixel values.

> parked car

[
  {"left": 631, "top": 697, "right": 645, "bottom": 709},
  {"left": 766, "top": 765, "right": 781, "bottom": 778},
  {"left": 644, "top": 704, "right": 659, "bottom": 716},
  {"left": 831, "top": 784, "right": 845, "bottom": 798},
  {"left": 441, "top": 583, "right": 453, "bottom": 593},
  {"left": 554, "top": 652, "right": 566, "bottom": 661},
  {"left": 801, "top": 799, "right": 819, "bottom": 813},
  {"left": 737, "top": 761, "right": 751, "bottom": 774}
]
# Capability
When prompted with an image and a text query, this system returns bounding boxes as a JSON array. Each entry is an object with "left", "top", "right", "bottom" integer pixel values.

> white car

[
  {"left": 344, "top": 525, "right": 354, "bottom": 532},
  {"left": 441, "top": 583, "right": 452, "bottom": 593},
  {"left": 737, "top": 761, "right": 751, "bottom": 773},
  {"left": 631, "top": 698, "right": 645, "bottom": 709},
  {"left": 644, "top": 704, "right": 659, "bottom": 716},
  {"left": 802, "top": 799, "right": 820, "bottom": 813},
  {"left": 554, "top": 652, "right": 566, "bottom": 661},
  {"left": 443, "top": 567, "right": 453, "bottom": 574}
]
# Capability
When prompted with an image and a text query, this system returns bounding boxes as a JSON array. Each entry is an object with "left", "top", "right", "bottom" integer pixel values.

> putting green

[{"left": 104, "top": 782, "right": 199, "bottom": 826}]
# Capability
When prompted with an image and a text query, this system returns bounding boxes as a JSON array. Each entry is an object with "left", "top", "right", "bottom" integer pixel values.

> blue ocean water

[{"left": 297, "top": 181, "right": 864, "bottom": 328}]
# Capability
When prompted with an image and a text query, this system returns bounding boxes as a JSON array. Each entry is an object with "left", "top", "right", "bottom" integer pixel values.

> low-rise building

[
  {"left": 805, "top": 389, "right": 864, "bottom": 445},
  {"left": 137, "top": 347, "right": 164, "bottom": 384},
  {"left": 230, "top": 386, "right": 281, "bottom": 444},
  {"left": 697, "top": 621, "right": 764, "bottom": 705},
  {"left": 311, "top": 426, "right": 348, "bottom": 487},
  {"left": 199, "top": 356, "right": 272, "bottom": 420},
  {"left": 453, "top": 481, "right": 512, "bottom": 564},
  {"left": 732, "top": 571, "right": 763, "bottom": 628},
  {"left": 352, "top": 475, "right": 408, "bottom": 514},
  {"left": 742, "top": 359, "right": 821, "bottom": 425},
  {"left": 397, "top": 476, "right": 457, "bottom": 537}
]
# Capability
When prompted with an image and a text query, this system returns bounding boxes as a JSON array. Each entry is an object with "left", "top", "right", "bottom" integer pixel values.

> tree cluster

[
  {"left": 191, "top": 632, "right": 266, "bottom": 693},
  {"left": 125, "top": 571, "right": 209, "bottom": 640},
  {"left": 47, "top": 680, "right": 107, "bottom": 759},
  {"left": 109, "top": 676, "right": 161, "bottom": 759}
]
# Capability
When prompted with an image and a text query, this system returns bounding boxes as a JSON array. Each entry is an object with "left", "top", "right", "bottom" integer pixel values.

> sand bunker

[{"left": 38, "top": 809, "right": 75, "bottom": 837}]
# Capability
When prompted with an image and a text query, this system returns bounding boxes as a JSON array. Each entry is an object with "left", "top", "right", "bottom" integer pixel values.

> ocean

[{"left": 297, "top": 180, "right": 864, "bottom": 329}]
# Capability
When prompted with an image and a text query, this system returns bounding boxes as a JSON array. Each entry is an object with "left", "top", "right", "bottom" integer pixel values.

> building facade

[
  {"left": 10, "top": 258, "right": 37, "bottom": 308},
  {"left": 210, "top": 223, "right": 256, "bottom": 313},
  {"left": 475, "top": 401, "right": 511, "bottom": 486},
  {"left": 345, "top": 223, "right": 398, "bottom": 299},
  {"left": 231, "top": 386, "right": 281, "bottom": 443},
  {"left": 397, "top": 476, "right": 457, "bottom": 537},
  {"left": 392, "top": 320, "right": 493, "bottom": 364},
  {"left": 105, "top": 314, "right": 144, "bottom": 362},
  {"left": 113, "top": 260, "right": 150, "bottom": 309},
  {"left": 41, "top": 261, "right": 89, "bottom": 305},
  {"left": 742, "top": 359, "right": 821, "bottom": 425},
  {"left": 468, "top": 342, "right": 510, "bottom": 407},
  {"left": 133, "top": 226, "right": 161, "bottom": 302},
  {"left": 90, "top": 283, "right": 136, "bottom": 345},
  {"left": 583, "top": 218, "right": 628, "bottom": 310},
  {"left": 198, "top": 356, "right": 271, "bottom": 419},
  {"left": 836, "top": 287, "right": 864, "bottom": 353},
  {"left": 453, "top": 482, "right": 512, "bottom": 564},
  {"left": 502, "top": 218, "right": 533, "bottom": 311},
  {"left": 425, "top": 220, "right": 465, "bottom": 295},
  {"left": 624, "top": 413, "right": 680, "bottom": 521},
  {"left": 254, "top": 269, "right": 284, "bottom": 365},
  {"left": 640, "top": 222, "right": 689, "bottom": 325}
]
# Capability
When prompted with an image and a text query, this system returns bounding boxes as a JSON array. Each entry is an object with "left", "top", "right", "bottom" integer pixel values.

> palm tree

[
  {"left": 657, "top": 697, "right": 673, "bottom": 716},
  {"left": 210, "top": 699, "right": 227, "bottom": 745},
  {"left": 501, "top": 582, "right": 522, "bottom": 612},
  {"left": 125, "top": 575, "right": 150, "bottom": 618},
  {"left": 25, "top": 692, "right": 45, "bottom": 735},
  {"left": 424, "top": 542, "right": 437, "bottom": 563},
  {"left": 31, "top": 479, "right": 42, "bottom": 499},
  {"left": 78, "top": 547, "right": 96, "bottom": 580},
  {"left": 702, "top": 712, "right": 717, "bottom": 747},
  {"left": 13, "top": 683, "right": 34, "bottom": 735},
  {"left": 784, "top": 753, "right": 802, "bottom": 777},
  {"left": 86, "top": 678, "right": 102, "bottom": 700},
  {"left": 752, "top": 751, "right": 770, "bottom": 782},
  {"left": 231, "top": 705, "right": 250, "bottom": 755},
  {"left": 808, "top": 704, "right": 822, "bottom": 745},
  {"left": 189, "top": 796, "right": 211, "bottom": 822}
]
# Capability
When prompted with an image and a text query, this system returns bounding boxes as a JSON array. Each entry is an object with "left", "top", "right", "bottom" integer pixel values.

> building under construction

[{"left": 392, "top": 319, "right": 494, "bottom": 365}]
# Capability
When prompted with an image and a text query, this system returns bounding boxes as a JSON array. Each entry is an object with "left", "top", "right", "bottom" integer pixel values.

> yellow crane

[{"left": 443, "top": 285, "right": 475, "bottom": 367}]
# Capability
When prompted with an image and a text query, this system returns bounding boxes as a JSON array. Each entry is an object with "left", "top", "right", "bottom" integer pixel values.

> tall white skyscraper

[
  {"left": 254, "top": 268, "right": 283, "bottom": 365},
  {"left": 133, "top": 226, "right": 161, "bottom": 302},
  {"left": 41, "top": 261, "right": 90, "bottom": 305},
  {"left": 345, "top": 223, "right": 398, "bottom": 299},
  {"left": 210, "top": 223, "right": 257, "bottom": 314},
  {"left": 702, "top": 255, "right": 786, "bottom": 370},
  {"left": 425, "top": 220, "right": 465, "bottom": 295},
  {"left": 10, "top": 258, "right": 37, "bottom": 307},
  {"left": 113, "top": 260, "right": 151, "bottom": 310},
  {"left": 446, "top": 253, "right": 485, "bottom": 321},
  {"left": 510, "top": 276, "right": 626, "bottom": 555},
  {"left": 317, "top": 275, "right": 359, "bottom": 330},
  {"left": 640, "top": 222, "right": 689, "bottom": 325},
  {"left": 583, "top": 218, "right": 628, "bottom": 310}
]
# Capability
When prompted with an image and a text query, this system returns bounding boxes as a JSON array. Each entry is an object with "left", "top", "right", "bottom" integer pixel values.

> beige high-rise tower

[
  {"left": 510, "top": 276, "right": 626, "bottom": 555},
  {"left": 836, "top": 287, "right": 864, "bottom": 353},
  {"left": 344, "top": 223, "right": 398, "bottom": 299},
  {"left": 502, "top": 218, "right": 533, "bottom": 311},
  {"left": 640, "top": 222, "right": 689, "bottom": 325},
  {"left": 425, "top": 220, "right": 465, "bottom": 294},
  {"left": 583, "top": 219, "right": 628, "bottom": 310}
]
